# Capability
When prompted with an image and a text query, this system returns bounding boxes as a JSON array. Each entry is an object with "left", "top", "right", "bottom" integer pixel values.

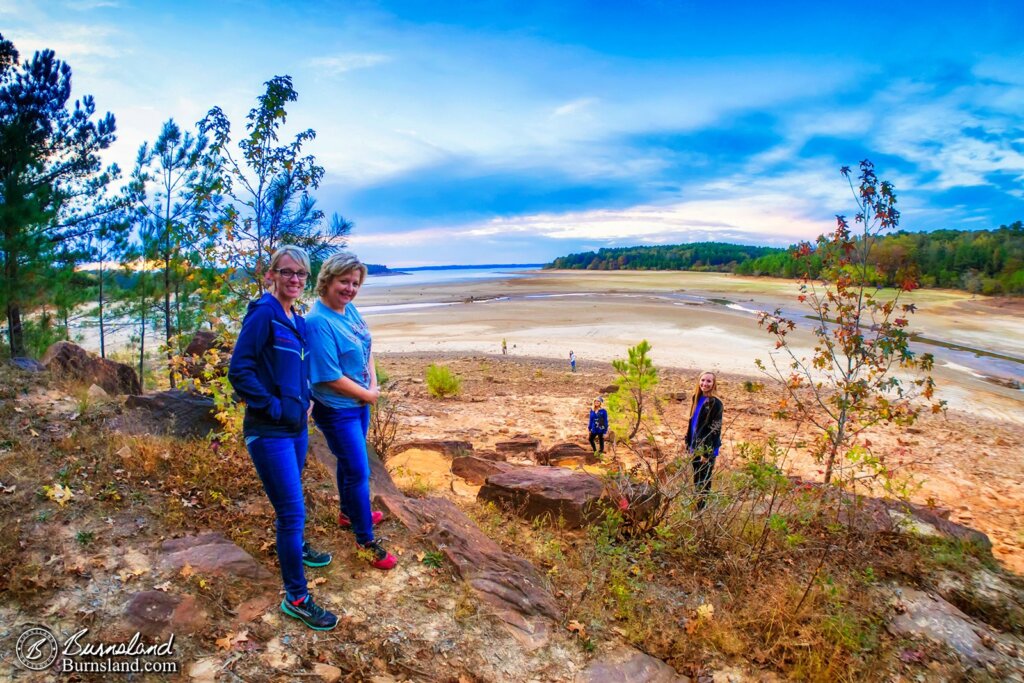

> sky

[{"left": 4, "top": 0, "right": 1024, "bottom": 267}]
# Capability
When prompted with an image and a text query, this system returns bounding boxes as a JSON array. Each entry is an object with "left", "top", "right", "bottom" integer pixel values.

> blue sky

[{"left": 4, "top": 1, "right": 1024, "bottom": 266}]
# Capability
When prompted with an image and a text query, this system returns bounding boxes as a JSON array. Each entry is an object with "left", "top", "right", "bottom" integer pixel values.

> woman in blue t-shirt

[
  {"left": 306, "top": 252, "right": 396, "bottom": 571},
  {"left": 684, "top": 371, "right": 724, "bottom": 511}
]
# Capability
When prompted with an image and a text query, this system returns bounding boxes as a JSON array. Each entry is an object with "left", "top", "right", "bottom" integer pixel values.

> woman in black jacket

[{"left": 684, "top": 371, "right": 723, "bottom": 511}]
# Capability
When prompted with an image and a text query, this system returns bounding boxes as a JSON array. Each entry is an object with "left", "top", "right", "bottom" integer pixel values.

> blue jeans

[
  {"left": 246, "top": 432, "right": 309, "bottom": 601},
  {"left": 312, "top": 401, "right": 375, "bottom": 545}
]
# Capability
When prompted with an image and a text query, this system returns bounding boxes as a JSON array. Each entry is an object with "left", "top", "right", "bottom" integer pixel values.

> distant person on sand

[
  {"left": 227, "top": 245, "right": 337, "bottom": 631},
  {"left": 306, "top": 251, "right": 397, "bottom": 572},
  {"left": 588, "top": 397, "right": 608, "bottom": 456},
  {"left": 502, "top": 338, "right": 507, "bottom": 355},
  {"left": 685, "top": 371, "right": 723, "bottom": 512},
  {"left": 569, "top": 350, "right": 576, "bottom": 372}
]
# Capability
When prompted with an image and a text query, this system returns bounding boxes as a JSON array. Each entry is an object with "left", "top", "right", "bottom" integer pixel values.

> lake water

[{"left": 362, "top": 265, "right": 540, "bottom": 289}]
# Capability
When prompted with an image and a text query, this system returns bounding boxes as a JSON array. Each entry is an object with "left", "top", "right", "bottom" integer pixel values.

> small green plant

[
  {"left": 606, "top": 340, "right": 659, "bottom": 441},
  {"left": 421, "top": 550, "right": 444, "bottom": 568},
  {"left": 742, "top": 380, "right": 763, "bottom": 392},
  {"left": 76, "top": 530, "right": 95, "bottom": 545},
  {"left": 425, "top": 364, "right": 461, "bottom": 398}
]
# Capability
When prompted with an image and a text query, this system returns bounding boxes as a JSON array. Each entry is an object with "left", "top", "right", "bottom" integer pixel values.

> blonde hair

[
  {"left": 266, "top": 245, "right": 311, "bottom": 290},
  {"left": 688, "top": 371, "right": 717, "bottom": 421},
  {"left": 316, "top": 251, "right": 368, "bottom": 298}
]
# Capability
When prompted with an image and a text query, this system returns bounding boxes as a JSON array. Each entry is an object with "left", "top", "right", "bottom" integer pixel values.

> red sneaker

[
  {"left": 357, "top": 540, "right": 397, "bottom": 570},
  {"left": 338, "top": 510, "right": 384, "bottom": 528}
]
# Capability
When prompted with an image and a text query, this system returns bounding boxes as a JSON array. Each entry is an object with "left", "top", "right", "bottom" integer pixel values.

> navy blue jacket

[
  {"left": 228, "top": 293, "right": 311, "bottom": 438},
  {"left": 685, "top": 395, "right": 723, "bottom": 456},
  {"left": 589, "top": 408, "right": 608, "bottom": 435}
]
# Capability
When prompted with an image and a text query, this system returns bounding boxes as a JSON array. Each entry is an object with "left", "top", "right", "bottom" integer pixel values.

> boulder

[
  {"left": 42, "top": 341, "right": 142, "bottom": 395},
  {"left": 160, "top": 532, "right": 273, "bottom": 582},
  {"left": 541, "top": 442, "right": 597, "bottom": 467},
  {"left": 124, "top": 590, "right": 208, "bottom": 638},
  {"left": 495, "top": 434, "right": 540, "bottom": 458},
  {"left": 576, "top": 644, "right": 689, "bottom": 682},
  {"left": 598, "top": 385, "right": 618, "bottom": 395},
  {"left": 888, "top": 586, "right": 1023, "bottom": 669},
  {"left": 378, "top": 493, "right": 560, "bottom": 649},
  {"left": 124, "top": 390, "right": 220, "bottom": 439},
  {"left": 9, "top": 357, "right": 45, "bottom": 372},
  {"left": 479, "top": 467, "right": 606, "bottom": 529},
  {"left": 451, "top": 455, "right": 517, "bottom": 485},
  {"left": 394, "top": 439, "right": 474, "bottom": 458}
]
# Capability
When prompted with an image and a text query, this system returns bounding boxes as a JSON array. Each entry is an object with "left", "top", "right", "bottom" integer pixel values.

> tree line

[
  {"left": 0, "top": 33, "right": 356, "bottom": 382},
  {"left": 548, "top": 225, "right": 1024, "bottom": 296}
]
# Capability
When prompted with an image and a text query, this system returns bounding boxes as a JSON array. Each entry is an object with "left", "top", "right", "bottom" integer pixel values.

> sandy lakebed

[{"left": 356, "top": 269, "right": 1024, "bottom": 573}]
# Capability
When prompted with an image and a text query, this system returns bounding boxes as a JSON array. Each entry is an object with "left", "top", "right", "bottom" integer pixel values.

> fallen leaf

[
  {"left": 307, "top": 576, "right": 327, "bottom": 589},
  {"left": 44, "top": 483, "right": 74, "bottom": 507},
  {"left": 696, "top": 604, "right": 715, "bottom": 621},
  {"left": 0, "top": 482, "right": 16, "bottom": 494},
  {"left": 118, "top": 567, "right": 147, "bottom": 583},
  {"left": 154, "top": 581, "right": 173, "bottom": 592},
  {"left": 179, "top": 563, "right": 195, "bottom": 579},
  {"left": 567, "top": 620, "right": 588, "bottom": 639}
]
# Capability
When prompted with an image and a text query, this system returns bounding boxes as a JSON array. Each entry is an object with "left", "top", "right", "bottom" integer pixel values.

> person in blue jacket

[
  {"left": 306, "top": 251, "right": 396, "bottom": 571},
  {"left": 684, "top": 371, "right": 724, "bottom": 511},
  {"left": 227, "top": 245, "right": 337, "bottom": 631},
  {"left": 588, "top": 397, "right": 608, "bottom": 455}
]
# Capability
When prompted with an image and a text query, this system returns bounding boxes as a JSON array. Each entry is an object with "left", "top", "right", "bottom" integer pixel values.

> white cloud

[
  {"left": 306, "top": 53, "right": 392, "bottom": 75},
  {"left": 552, "top": 97, "right": 598, "bottom": 117}
]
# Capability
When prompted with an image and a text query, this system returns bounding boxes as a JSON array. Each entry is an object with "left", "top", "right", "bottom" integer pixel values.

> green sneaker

[
  {"left": 280, "top": 594, "right": 338, "bottom": 631},
  {"left": 301, "top": 542, "right": 332, "bottom": 568}
]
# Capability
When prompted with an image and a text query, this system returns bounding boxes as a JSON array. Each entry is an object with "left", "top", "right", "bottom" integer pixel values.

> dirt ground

[{"left": 376, "top": 352, "right": 1024, "bottom": 575}]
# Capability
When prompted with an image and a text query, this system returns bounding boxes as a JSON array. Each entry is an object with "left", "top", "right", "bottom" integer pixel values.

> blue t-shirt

[{"left": 306, "top": 300, "right": 372, "bottom": 409}]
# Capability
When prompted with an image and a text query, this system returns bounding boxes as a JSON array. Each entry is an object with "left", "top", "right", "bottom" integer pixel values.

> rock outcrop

[
  {"left": 478, "top": 466, "right": 606, "bottom": 529},
  {"left": 159, "top": 532, "right": 274, "bottom": 582},
  {"left": 42, "top": 341, "right": 141, "bottom": 395},
  {"left": 124, "top": 390, "right": 220, "bottom": 439},
  {"left": 451, "top": 455, "right": 517, "bottom": 485}
]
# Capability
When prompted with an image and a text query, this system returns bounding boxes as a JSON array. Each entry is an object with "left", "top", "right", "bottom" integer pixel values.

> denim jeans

[
  {"left": 312, "top": 401, "right": 375, "bottom": 545},
  {"left": 246, "top": 432, "right": 309, "bottom": 602}
]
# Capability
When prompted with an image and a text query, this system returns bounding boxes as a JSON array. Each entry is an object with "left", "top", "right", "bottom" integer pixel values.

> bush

[{"left": 425, "top": 364, "right": 461, "bottom": 398}]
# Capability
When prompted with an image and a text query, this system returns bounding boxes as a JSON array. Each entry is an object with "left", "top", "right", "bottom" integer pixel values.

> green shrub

[{"left": 425, "top": 364, "right": 461, "bottom": 398}]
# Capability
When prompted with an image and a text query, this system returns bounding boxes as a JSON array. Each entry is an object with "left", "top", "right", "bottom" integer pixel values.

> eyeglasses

[{"left": 274, "top": 268, "right": 309, "bottom": 281}]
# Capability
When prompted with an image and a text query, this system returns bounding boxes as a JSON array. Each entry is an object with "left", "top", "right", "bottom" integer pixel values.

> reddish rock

[
  {"left": 160, "top": 532, "right": 273, "bottom": 582},
  {"left": 378, "top": 493, "right": 560, "bottom": 648},
  {"left": 124, "top": 390, "right": 220, "bottom": 439},
  {"left": 495, "top": 434, "right": 540, "bottom": 458},
  {"left": 479, "top": 467, "right": 605, "bottom": 529},
  {"left": 541, "top": 442, "right": 597, "bottom": 467},
  {"left": 451, "top": 455, "right": 516, "bottom": 485},
  {"left": 576, "top": 645, "right": 689, "bottom": 682},
  {"left": 42, "top": 341, "right": 141, "bottom": 395},
  {"left": 125, "top": 591, "right": 207, "bottom": 638},
  {"left": 474, "top": 449, "right": 507, "bottom": 461},
  {"left": 394, "top": 439, "right": 474, "bottom": 458},
  {"left": 598, "top": 384, "right": 618, "bottom": 395}
]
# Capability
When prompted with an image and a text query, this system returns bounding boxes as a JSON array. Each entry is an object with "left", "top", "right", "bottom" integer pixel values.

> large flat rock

[
  {"left": 478, "top": 466, "right": 606, "bottom": 529},
  {"left": 160, "top": 532, "right": 273, "bottom": 582}
]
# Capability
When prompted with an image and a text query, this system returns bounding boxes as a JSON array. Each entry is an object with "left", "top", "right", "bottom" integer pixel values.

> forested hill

[
  {"left": 546, "top": 242, "right": 782, "bottom": 272},
  {"left": 546, "top": 224, "right": 1024, "bottom": 295}
]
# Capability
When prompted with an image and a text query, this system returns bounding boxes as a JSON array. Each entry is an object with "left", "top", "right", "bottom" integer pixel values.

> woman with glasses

[
  {"left": 227, "top": 246, "right": 337, "bottom": 631},
  {"left": 306, "top": 251, "right": 397, "bottom": 571}
]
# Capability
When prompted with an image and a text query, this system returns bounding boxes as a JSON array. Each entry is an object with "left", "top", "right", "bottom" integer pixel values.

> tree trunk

[
  {"left": 6, "top": 302, "right": 23, "bottom": 358},
  {"left": 98, "top": 262, "right": 105, "bottom": 358}
]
